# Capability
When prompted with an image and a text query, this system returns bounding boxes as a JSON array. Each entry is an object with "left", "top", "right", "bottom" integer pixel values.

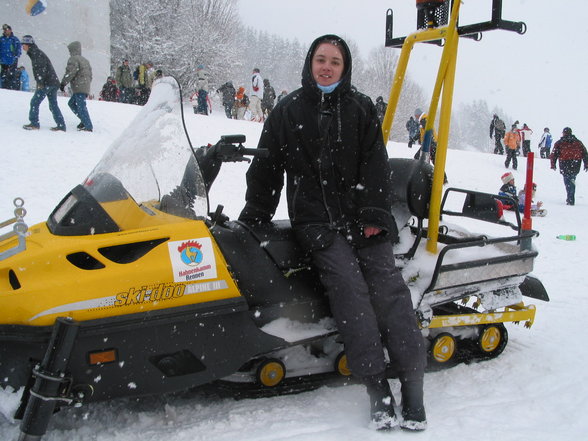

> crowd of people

[
  {"left": 2, "top": 24, "right": 94, "bottom": 132},
  {"left": 490, "top": 114, "right": 587, "bottom": 206},
  {"left": 4, "top": 22, "right": 284, "bottom": 132}
]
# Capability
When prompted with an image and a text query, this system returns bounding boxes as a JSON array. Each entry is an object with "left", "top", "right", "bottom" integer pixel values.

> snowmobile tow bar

[
  {"left": 0, "top": 198, "right": 28, "bottom": 260},
  {"left": 381, "top": 0, "right": 527, "bottom": 254}
]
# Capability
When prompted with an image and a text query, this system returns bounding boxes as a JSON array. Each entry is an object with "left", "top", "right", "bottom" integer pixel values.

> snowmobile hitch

[
  {"left": 18, "top": 318, "right": 80, "bottom": 441},
  {"left": 0, "top": 197, "right": 28, "bottom": 261}
]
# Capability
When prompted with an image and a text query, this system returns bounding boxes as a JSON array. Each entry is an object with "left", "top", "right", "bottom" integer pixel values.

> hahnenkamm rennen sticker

[{"left": 168, "top": 237, "right": 217, "bottom": 283}]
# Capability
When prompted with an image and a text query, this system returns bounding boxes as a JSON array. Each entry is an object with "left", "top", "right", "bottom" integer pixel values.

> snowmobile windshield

[{"left": 47, "top": 77, "right": 208, "bottom": 236}]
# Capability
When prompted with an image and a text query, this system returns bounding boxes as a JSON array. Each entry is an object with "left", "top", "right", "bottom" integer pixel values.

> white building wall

[{"left": 2, "top": 0, "right": 110, "bottom": 96}]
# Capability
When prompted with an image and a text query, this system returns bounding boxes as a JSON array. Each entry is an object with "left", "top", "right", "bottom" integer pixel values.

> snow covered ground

[{"left": 1, "top": 88, "right": 587, "bottom": 440}]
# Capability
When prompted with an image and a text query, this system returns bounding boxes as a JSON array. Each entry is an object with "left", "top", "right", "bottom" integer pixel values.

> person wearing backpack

[
  {"left": 490, "top": 114, "right": 506, "bottom": 155},
  {"left": 217, "top": 81, "right": 236, "bottom": 118},
  {"left": 135, "top": 61, "right": 152, "bottom": 106},
  {"left": 261, "top": 78, "right": 276, "bottom": 118},
  {"left": 115, "top": 59, "right": 134, "bottom": 104},
  {"left": 538, "top": 127, "right": 553, "bottom": 159}
]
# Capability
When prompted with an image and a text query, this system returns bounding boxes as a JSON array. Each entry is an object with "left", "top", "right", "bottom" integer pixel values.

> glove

[{"left": 59, "top": 83, "right": 65, "bottom": 92}]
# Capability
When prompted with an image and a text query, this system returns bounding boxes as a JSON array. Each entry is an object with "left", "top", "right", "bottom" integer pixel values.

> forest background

[{"left": 110, "top": 0, "right": 504, "bottom": 150}]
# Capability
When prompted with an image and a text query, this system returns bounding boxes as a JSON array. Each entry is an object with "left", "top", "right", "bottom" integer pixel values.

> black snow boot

[
  {"left": 400, "top": 379, "right": 427, "bottom": 431},
  {"left": 366, "top": 378, "right": 398, "bottom": 431}
]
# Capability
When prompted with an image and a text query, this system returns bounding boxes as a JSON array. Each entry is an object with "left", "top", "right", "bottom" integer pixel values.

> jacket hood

[
  {"left": 67, "top": 41, "right": 82, "bottom": 56},
  {"left": 301, "top": 34, "right": 352, "bottom": 99}
]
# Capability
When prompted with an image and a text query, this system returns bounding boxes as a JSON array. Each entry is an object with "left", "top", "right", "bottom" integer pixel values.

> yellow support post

[
  {"left": 381, "top": 1, "right": 462, "bottom": 255},
  {"left": 423, "top": 0, "right": 461, "bottom": 254}
]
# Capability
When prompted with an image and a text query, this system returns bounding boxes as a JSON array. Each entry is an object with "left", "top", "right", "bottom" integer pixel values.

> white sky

[{"left": 238, "top": 0, "right": 588, "bottom": 142}]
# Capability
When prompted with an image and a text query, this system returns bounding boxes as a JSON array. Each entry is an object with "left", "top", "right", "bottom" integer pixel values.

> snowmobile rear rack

[{"left": 385, "top": 0, "right": 527, "bottom": 48}]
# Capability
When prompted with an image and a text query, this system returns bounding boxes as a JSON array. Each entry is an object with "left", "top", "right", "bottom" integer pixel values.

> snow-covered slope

[{"left": 1, "top": 88, "right": 586, "bottom": 441}]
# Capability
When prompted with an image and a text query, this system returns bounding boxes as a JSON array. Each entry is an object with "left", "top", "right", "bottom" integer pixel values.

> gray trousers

[{"left": 312, "top": 234, "right": 426, "bottom": 382}]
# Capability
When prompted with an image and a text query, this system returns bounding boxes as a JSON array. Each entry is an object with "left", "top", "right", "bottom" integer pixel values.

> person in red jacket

[{"left": 550, "top": 127, "right": 588, "bottom": 205}]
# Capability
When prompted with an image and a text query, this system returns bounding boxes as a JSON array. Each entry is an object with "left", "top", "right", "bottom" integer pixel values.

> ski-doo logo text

[
  {"left": 114, "top": 283, "right": 185, "bottom": 306},
  {"left": 168, "top": 237, "right": 217, "bottom": 283}
]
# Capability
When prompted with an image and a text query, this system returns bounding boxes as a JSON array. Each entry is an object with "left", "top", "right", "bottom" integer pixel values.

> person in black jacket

[
  {"left": 239, "top": 34, "right": 426, "bottom": 432},
  {"left": 20, "top": 35, "right": 66, "bottom": 131},
  {"left": 217, "top": 81, "right": 236, "bottom": 118}
]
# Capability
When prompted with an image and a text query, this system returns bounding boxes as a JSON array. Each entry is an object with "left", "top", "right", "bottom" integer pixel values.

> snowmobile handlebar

[
  {"left": 211, "top": 135, "right": 269, "bottom": 163},
  {"left": 194, "top": 135, "right": 269, "bottom": 194}
]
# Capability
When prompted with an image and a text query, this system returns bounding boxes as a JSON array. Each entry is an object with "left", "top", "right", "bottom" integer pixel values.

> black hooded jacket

[
  {"left": 239, "top": 35, "right": 394, "bottom": 251},
  {"left": 25, "top": 44, "right": 60, "bottom": 89}
]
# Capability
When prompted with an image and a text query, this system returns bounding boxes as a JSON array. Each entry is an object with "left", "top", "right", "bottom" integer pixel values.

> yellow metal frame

[
  {"left": 428, "top": 302, "right": 537, "bottom": 330},
  {"left": 381, "top": 0, "right": 462, "bottom": 255}
]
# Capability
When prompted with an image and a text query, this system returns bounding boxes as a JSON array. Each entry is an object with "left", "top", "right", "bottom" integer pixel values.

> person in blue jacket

[
  {"left": 1, "top": 24, "right": 22, "bottom": 90},
  {"left": 538, "top": 127, "right": 553, "bottom": 159},
  {"left": 18, "top": 66, "right": 30, "bottom": 91}
]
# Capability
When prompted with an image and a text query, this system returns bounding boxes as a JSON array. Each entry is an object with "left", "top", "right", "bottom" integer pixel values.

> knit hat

[
  {"left": 563, "top": 127, "right": 572, "bottom": 135},
  {"left": 21, "top": 35, "right": 35, "bottom": 45},
  {"left": 501, "top": 172, "right": 514, "bottom": 184}
]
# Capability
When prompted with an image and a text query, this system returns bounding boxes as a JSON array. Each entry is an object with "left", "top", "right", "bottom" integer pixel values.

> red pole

[{"left": 522, "top": 152, "right": 534, "bottom": 232}]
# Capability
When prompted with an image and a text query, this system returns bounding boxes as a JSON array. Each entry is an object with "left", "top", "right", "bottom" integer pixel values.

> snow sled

[{"left": 0, "top": 78, "right": 548, "bottom": 440}]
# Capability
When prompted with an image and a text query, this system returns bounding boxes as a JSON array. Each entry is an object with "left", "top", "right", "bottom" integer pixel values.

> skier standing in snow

[
  {"left": 60, "top": 41, "right": 93, "bottom": 132},
  {"left": 217, "top": 81, "right": 236, "bottom": 118},
  {"left": 195, "top": 64, "right": 209, "bottom": 115},
  {"left": 550, "top": 127, "right": 588, "bottom": 206},
  {"left": 18, "top": 66, "right": 29, "bottom": 91},
  {"left": 538, "top": 127, "right": 552, "bottom": 159},
  {"left": 261, "top": 78, "right": 276, "bottom": 118},
  {"left": 249, "top": 67, "right": 263, "bottom": 121},
  {"left": 20, "top": 35, "right": 66, "bottom": 132},
  {"left": 239, "top": 34, "right": 427, "bottom": 432},
  {"left": 115, "top": 59, "right": 134, "bottom": 104},
  {"left": 0, "top": 24, "right": 22, "bottom": 90},
  {"left": 406, "top": 115, "right": 419, "bottom": 148},
  {"left": 519, "top": 123, "right": 533, "bottom": 157},
  {"left": 375, "top": 96, "right": 387, "bottom": 123},
  {"left": 489, "top": 114, "right": 506, "bottom": 155},
  {"left": 503, "top": 124, "right": 520, "bottom": 170}
]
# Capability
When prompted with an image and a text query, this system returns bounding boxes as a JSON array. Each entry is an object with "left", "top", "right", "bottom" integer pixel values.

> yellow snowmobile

[{"left": 1, "top": 2, "right": 549, "bottom": 436}]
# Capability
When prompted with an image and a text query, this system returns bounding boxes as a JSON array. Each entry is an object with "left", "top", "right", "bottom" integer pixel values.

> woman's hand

[{"left": 364, "top": 226, "right": 381, "bottom": 238}]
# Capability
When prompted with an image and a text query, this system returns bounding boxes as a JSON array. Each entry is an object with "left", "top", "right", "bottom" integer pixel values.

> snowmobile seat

[
  {"left": 210, "top": 220, "right": 327, "bottom": 323},
  {"left": 238, "top": 219, "right": 312, "bottom": 272}
]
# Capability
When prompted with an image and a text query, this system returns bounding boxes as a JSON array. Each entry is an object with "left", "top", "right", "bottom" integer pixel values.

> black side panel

[{"left": 1, "top": 299, "right": 288, "bottom": 404}]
